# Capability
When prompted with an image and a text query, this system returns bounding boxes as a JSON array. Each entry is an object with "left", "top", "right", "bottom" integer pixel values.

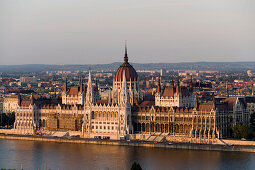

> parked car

[
  {"left": 94, "top": 136, "right": 101, "bottom": 139},
  {"left": 103, "top": 136, "right": 110, "bottom": 140}
]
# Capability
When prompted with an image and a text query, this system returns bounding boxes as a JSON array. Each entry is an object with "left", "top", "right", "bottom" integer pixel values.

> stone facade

[
  {"left": 155, "top": 77, "right": 195, "bottom": 108},
  {"left": 5, "top": 46, "right": 252, "bottom": 143}
]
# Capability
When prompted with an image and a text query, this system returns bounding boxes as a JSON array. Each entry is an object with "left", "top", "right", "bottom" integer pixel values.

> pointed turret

[
  {"left": 120, "top": 71, "right": 129, "bottom": 105},
  {"left": 17, "top": 95, "right": 21, "bottom": 106},
  {"left": 122, "top": 71, "right": 127, "bottom": 92},
  {"left": 64, "top": 77, "right": 67, "bottom": 92},
  {"left": 124, "top": 41, "right": 128, "bottom": 63},
  {"left": 252, "top": 84, "right": 254, "bottom": 96},
  {"left": 86, "top": 70, "right": 94, "bottom": 105},
  {"left": 31, "top": 94, "right": 34, "bottom": 105},
  {"left": 195, "top": 94, "right": 199, "bottom": 109},
  {"left": 226, "top": 81, "right": 229, "bottom": 97},
  {"left": 189, "top": 75, "right": 193, "bottom": 92},
  {"left": 176, "top": 76, "right": 180, "bottom": 93},
  {"left": 157, "top": 77, "right": 161, "bottom": 93},
  {"left": 79, "top": 75, "right": 83, "bottom": 93},
  {"left": 95, "top": 78, "right": 98, "bottom": 90},
  {"left": 171, "top": 75, "right": 174, "bottom": 87}
]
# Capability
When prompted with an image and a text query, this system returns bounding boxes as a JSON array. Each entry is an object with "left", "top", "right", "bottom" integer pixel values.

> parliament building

[{"left": 10, "top": 45, "right": 249, "bottom": 143}]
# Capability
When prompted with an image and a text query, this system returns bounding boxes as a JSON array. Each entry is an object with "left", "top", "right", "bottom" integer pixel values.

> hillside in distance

[{"left": 0, "top": 62, "right": 254, "bottom": 73}]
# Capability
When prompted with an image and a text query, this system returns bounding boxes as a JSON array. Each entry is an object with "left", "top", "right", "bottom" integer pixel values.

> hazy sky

[{"left": 0, "top": 0, "right": 255, "bottom": 65}]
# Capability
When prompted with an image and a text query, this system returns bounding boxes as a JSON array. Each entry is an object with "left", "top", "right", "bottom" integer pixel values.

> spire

[
  {"left": 64, "top": 77, "right": 67, "bottom": 92},
  {"left": 86, "top": 70, "right": 94, "bottom": 105},
  {"left": 226, "top": 81, "right": 229, "bottom": 97},
  {"left": 195, "top": 93, "right": 199, "bottom": 109},
  {"left": 176, "top": 75, "right": 180, "bottom": 93},
  {"left": 120, "top": 71, "right": 129, "bottom": 105},
  {"left": 157, "top": 77, "right": 161, "bottom": 93},
  {"left": 79, "top": 75, "right": 83, "bottom": 92},
  {"left": 212, "top": 95, "right": 216, "bottom": 108},
  {"left": 124, "top": 41, "right": 128, "bottom": 63},
  {"left": 94, "top": 77, "right": 98, "bottom": 91},
  {"left": 31, "top": 94, "right": 34, "bottom": 105},
  {"left": 171, "top": 75, "right": 174, "bottom": 87},
  {"left": 252, "top": 84, "right": 254, "bottom": 96},
  {"left": 122, "top": 70, "right": 127, "bottom": 90},
  {"left": 189, "top": 75, "right": 193, "bottom": 92},
  {"left": 18, "top": 94, "right": 21, "bottom": 106}
]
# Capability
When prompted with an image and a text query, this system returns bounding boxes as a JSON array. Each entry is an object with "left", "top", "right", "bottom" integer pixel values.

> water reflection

[{"left": 0, "top": 139, "right": 255, "bottom": 170}]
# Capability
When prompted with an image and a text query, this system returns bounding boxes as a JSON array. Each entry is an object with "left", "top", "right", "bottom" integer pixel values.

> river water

[{"left": 0, "top": 139, "right": 255, "bottom": 170}]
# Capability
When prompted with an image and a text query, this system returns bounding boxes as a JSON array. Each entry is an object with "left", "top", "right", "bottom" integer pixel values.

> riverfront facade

[{"left": 3, "top": 46, "right": 250, "bottom": 143}]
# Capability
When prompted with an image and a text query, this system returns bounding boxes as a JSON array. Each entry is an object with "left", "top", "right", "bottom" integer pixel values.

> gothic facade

[{"left": 8, "top": 45, "right": 250, "bottom": 143}]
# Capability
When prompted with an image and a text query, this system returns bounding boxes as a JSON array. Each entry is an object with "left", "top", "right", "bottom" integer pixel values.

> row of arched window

[{"left": 91, "top": 111, "right": 119, "bottom": 120}]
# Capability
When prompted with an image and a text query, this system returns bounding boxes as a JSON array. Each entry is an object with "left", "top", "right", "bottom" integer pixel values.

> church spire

[{"left": 124, "top": 41, "right": 128, "bottom": 63}]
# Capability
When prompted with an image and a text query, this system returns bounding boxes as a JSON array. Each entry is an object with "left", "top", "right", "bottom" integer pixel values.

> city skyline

[{"left": 1, "top": 0, "right": 255, "bottom": 65}]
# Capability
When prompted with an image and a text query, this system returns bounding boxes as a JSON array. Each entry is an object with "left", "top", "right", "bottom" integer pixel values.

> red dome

[
  {"left": 114, "top": 62, "right": 138, "bottom": 82},
  {"left": 114, "top": 44, "right": 138, "bottom": 82}
]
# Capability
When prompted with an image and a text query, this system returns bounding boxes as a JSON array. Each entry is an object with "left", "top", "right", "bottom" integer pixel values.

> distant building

[
  {"left": 2, "top": 95, "right": 19, "bottom": 114},
  {"left": 247, "top": 70, "right": 253, "bottom": 77},
  {"left": 20, "top": 77, "right": 36, "bottom": 83},
  {"left": 160, "top": 69, "right": 166, "bottom": 76}
]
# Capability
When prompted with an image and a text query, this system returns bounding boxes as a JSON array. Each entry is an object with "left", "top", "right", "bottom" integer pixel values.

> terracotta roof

[
  {"left": 32, "top": 94, "right": 41, "bottom": 99},
  {"left": 140, "top": 101, "right": 154, "bottom": 106},
  {"left": 162, "top": 86, "right": 192, "bottom": 98},
  {"left": 143, "top": 94, "right": 155, "bottom": 101},
  {"left": 224, "top": 98, "right": 237, "bottom": 110},
  {"left": 20, "top": 100, "right": 32, "bottom": 107},
  {"left": 68, "top": 87, "right": 79, "bottom": 96},
  {"left": 96, "top": 99, "right": 108, "bottom": 105},
  {"left": 198, "top": 103, "right": 215, "bottom": 111},
  {"left": 147, "top": 89, "right": 153, "bottom": 93},
  {"left": 162, "top": 87, "right": 175, "bottom": 97}
]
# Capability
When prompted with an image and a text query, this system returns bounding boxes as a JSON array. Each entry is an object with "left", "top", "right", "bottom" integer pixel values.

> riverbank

[{"left": 1, "top": 134, "right": 255, "bottom": 153}]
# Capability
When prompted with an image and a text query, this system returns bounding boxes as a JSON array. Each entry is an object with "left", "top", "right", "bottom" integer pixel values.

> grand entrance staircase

[{"left": 146, "top": 132, "right": 167, "bottom": 142}]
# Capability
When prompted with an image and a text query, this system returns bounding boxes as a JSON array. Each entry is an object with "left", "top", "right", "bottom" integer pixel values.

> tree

[
  {"left": 0, "top": 112, "right": 15, "bottom": 127},
  {"left": 131, "top": 162, "right": 142, "bottom": 170},
  {"left": 233, "top": 124, "right": 252, "bottom": 139}
]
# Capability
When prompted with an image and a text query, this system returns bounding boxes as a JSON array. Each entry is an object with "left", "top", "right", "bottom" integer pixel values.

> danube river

[{"left": 1, "top": 139, "right": 255, "bottom": 170}]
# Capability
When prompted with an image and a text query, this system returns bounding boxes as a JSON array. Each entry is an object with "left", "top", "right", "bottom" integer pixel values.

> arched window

[
  {"left": 115, "top": 112, "right": 118, "bottom": 120},
  {"left": 42, "top": 119, "right": 46, "bottom": 127},
  {"left": 103, "top": 112, "right": 106, "bottom": 119},
  {"left": 111, "top": 112, "right": 114, "bottom": 120},
  {"left": 107, "top": 112, "right": 110, "bottom": 120},
  {"left": 57, "top": 119, "right": 59, "bottom": 129},
  {"left": 91, "top": 111, "right": 95, "bottom": 119}
]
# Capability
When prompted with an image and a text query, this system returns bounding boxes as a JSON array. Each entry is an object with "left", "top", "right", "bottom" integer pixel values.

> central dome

[{"left": 114, "top": 44, "right": 138, "bottom": 82}]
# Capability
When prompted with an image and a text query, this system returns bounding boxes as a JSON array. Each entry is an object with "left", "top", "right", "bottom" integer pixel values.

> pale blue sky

[{"left": 0, "top": 0, "right": 254, "bottom": 64}]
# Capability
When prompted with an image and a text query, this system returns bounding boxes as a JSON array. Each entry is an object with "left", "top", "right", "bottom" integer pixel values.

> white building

[
  {"left": 155, "top": 78, "right": 195, "bottom": 108},
  {"left": 61, "top": 77, "right": 85, "bottom": 105},
  {"left": 111, "top": 44, "right": 141, "bottom": 106}
]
